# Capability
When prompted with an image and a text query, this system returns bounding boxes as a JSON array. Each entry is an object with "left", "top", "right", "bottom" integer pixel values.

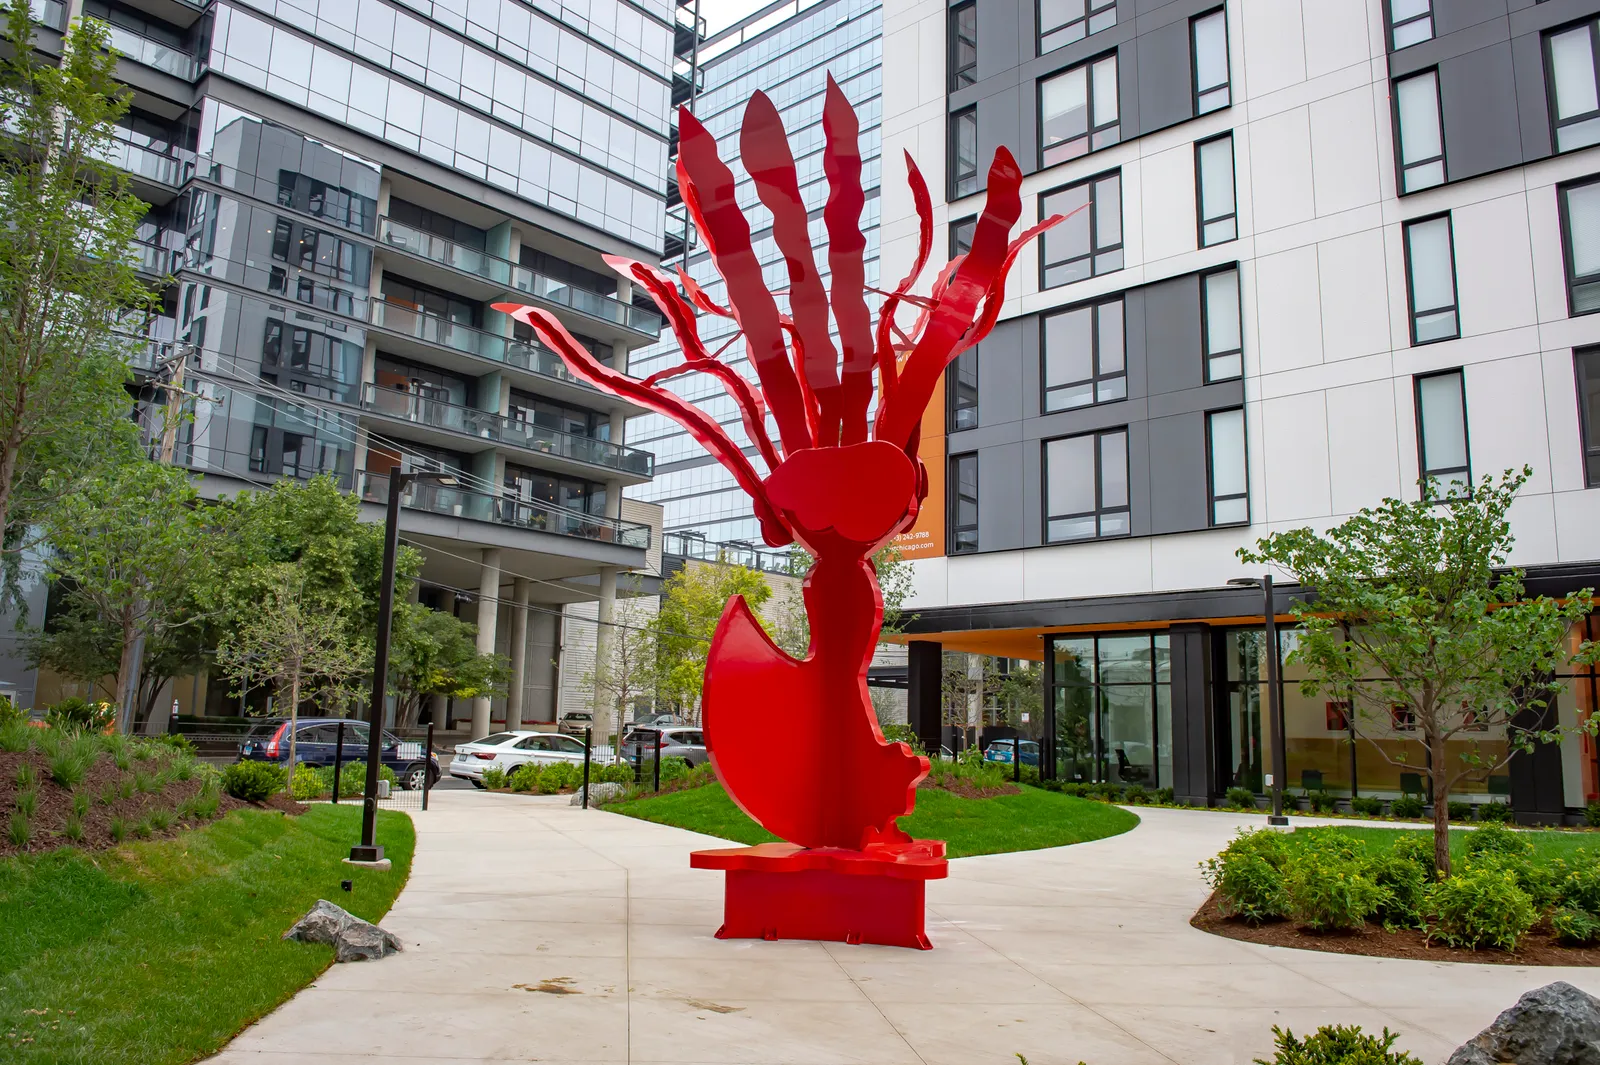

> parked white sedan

[{"left": 449, "top": 730, "right": 612, "bottom": 786}]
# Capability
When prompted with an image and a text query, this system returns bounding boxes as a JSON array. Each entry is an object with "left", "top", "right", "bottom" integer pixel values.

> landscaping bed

[{"left": 0, "top": 803, "right": 413, "bottom": 1064}]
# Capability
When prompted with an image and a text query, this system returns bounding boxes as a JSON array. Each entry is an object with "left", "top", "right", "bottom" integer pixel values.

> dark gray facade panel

[
  {"left": 978, "top": 442, "right": 1029, "bottom": 551},
  {"left": 1132, "top": 19, "right": 1193, "bottom": 137},
  {"left": 1145, "top": 411, "right": 1209, "bottom": 535},
  {"left": 1141, "top": 273, "right": 1204, "bottom": 398},
  {"left": 1127, "top": 421, "right": 1154, "bottom": 537},
  {"left": 1513, "top": 31, "right": 1556, "bottom": 161},
  {"left": 974, "top": 0, "right": 1025, "bottom": 85},
  {"left": 979, "top": 321, "right": 1028, "bottom": 429},
  {"left": 1439, "top": 45, "right": 1525, "bottom": 182},
  {"left": 1429, "top": 3, "right": 1509, "bottom": 47}
]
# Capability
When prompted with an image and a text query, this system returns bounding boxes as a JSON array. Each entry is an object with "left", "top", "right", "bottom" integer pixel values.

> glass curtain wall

[{"left": 1049, "top": 634, "right": 1170, "bottom": 785}]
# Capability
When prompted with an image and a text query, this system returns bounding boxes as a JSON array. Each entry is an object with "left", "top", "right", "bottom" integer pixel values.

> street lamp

[
  {"left": 350, "top": 468, "right": 460, "bottom": 864},
  {"left": 1228, "top": 575, "right": 1290, "bottom": 827}
]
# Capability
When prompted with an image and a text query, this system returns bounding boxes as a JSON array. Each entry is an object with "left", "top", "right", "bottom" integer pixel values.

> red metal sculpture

[{"left": 495, "top": 77, "right": 1060, "bottom": 950}]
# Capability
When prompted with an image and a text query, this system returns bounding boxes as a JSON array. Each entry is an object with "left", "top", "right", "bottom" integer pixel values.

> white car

[{"left": 449, "top": 730, "right": 612, "bottom": 786}]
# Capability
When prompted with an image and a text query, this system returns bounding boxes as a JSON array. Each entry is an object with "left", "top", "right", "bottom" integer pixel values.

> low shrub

[
  {"left": 1153, "top": 786, "right": 1175, "bottom": 805},
  {"left": 290, "top": 764, "right": 326, "bottom": 801},
  {"left": 1225, "top": 786, "right": 1257, "bottom": 809},
  {"left": 221, "top": 760, "right": 285, "bottom": 802},
  {"left": 1123, "top": 784, "right": 1149, "bottom": 805},
  {"left": 8, "top": 810, "right": 29, "bottom": 847},
  {"left": 1560, "top": 859, "right": 1600, "bottom": 915},
  {"left": 0, "top": 720, "right": 32, "bottom": 753},
  {"left": 1463, "top": 822, "right": 1533, "bottom": 861},
  {"left": 108, "top": 816, "right": 128, "bottom": 842},
  {"left": 71, "top": 791, "right": 89, "bottom": 818},
  {"left": 1283, "top": 848, "right": 1383, "bottom": 932},
  {"left": 658, "top": 756, "right": 691, "bottom": 784},
  {"left": 598, "top": 762, "right": 636, "bottom": 785},
  {"left": 1551, "top": 906, "right": 1600, "bottom": 946},
  {"left": 1090, "top": 781, "right": 1124, "bottom": 801},
  {"left": 44, "top": 697, "right": 114, "bottom": 733},
  {"left": 133, "top": 818, "right": 152, "bottom": 839},
  {"left": 481, "top": 767, "right": 509, "bottom": 790},
  {"left": 15, "top": 763, "right": 36, "bottom": 789},
  {"left": 133, "top": 768, "right": 158, "bottom": 794},
  {"left": 14, "top": 787, "right": 37, "bottom": 819},
  {"left": 153, "top": 733, "right": 197, "bottom": 755},
  {"left": 149, "top": 808, "right": 173, "bottom": 831},
  {"left": 1367, "top": 852, "right": 1428, "bottom": 931},
  {"left": 1057, "top": 781, "right": 1085, "bottom": 796},
  {"left": 1256, "top": 1024, "right": 1422, "bottom": 1065},
  {"left": 1587, "top": 799, "right": 1600, "bottom": 828},
  {"left": 0, "top": 697, "right": 22, "bottom": 726},
  {"left": 1307, "top": 791, "right": 1339, "bottom": 814},
  {"left": 538, "top": 761, "right": 581, "bottom": 793},
  {"left": 1202, "top": 829, "right": 1293, "bottom": 924},
  {"left": 62, "top": 815, "right": 84, "bottom": 842},
  {"left": 1349, "top": 796, "right": 1385, "bottom": 817},
  {"left": 880, "top": 723, "right": 922, "bottom": 751},
  {"left": 1479, "top": 801, "right": 1514, "bottom": 824},
  {"left": 337, "top": 761, "right": 396, "bottom": 796},
  {"left": 509, "top": 764, "right": 538, "bottom": 792},
  {"left": 1425, "top": 867, "right": 1536, "bottom": 951},
  {"left": 1390, "top": 796, "right": 1425, "bottom": 819},
  {"left": 1390, "top": 832, "right": 1435, "bottom": 873},
  {"left": 1447, "top": 801, "right": 1474, "bottom": 821}
]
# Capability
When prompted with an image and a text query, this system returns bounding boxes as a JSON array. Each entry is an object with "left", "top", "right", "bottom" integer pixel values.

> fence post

[
  {"left": 332, "top": 721, "right": 346, "bottom": 803},
  {"left": 653, "top": 727, "right": 662, "bottom": 792},
  {"left": 582, "top": 726, "right": 592, "bottom": 810},
  {"left": 1014, "top": 740, "right": 1020, "bottom": 783},
  {"left": 422, "top": 720, "right": 434, "bottom": 812}
]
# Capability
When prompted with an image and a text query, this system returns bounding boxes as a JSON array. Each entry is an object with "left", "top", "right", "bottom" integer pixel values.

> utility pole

[{"left": 156, "top": 343, "right": 193, "bottom": 464}]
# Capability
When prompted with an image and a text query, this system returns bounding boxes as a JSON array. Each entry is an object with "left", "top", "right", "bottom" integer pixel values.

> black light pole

[
  {"left": 1230, "top": 575, "right": 1289, "bottom": 827},
  {"left": 351, "top": 469, "right": 458, "bottom": 863}
]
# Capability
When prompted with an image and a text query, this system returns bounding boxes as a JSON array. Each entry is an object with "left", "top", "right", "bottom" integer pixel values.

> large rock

[
  {"left": 283, "top": 899, "right": 403, "bottom": 962},
  {"left": 570, "top": 782, "right": 625, "bottom": 806},
  {"left": 1447, "top": 982, "right": 1600, "bottom": 1065}
]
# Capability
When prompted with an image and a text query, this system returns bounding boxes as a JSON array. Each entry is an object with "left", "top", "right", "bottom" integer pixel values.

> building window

[
  {"left": 1547, "top": 21, "right": 1600, "bottom": 153},
  {"left": 949, "top": 452, "right": 979, "bottom": 554},
  {"left": 1039, "top": 54, "right": 1119, "bottom": 167},
  {"left": 1561, "top": 178, "right": 1600, "bottom": 314},
  {"left": 950, "top": 2, "right": 978, "bottom": 91},
  {"left": 1207, "top": 407, "right": 1248, "bottom": 526},
  {"left": 1044, "top": 429, "right": 1129, "bottom": 542},
  {"left": 950, "top": 107, "right": 979, "bottom": 199},
  {"left": 1042, "top": 297, "right": 1125, "bottom": 412},
  {"left": 1403, "top": 213, "right": 1459, "bottom": 343},
  {"left": 1395, "top": 70, "right": 1445, "bottom": 192},
  {"left": 1389, "top": 0, "right": 1432, "bottom": 49},
  {"left": 1415, "top": 370, "right": 1470, "bottom": 494},
  {"left": 949, "top": 348, "right": 979, "bottom": 431},
  {"left": 1050, "top": 633, "right": 1171, "bottom": 786},
  {"left": 950, "top": 215, "right": 977, "bottom": 258},
  {"left": 1040, "top": 171, "right": 1122, "bottom": 288},
  {"left": 1203, "top": 268, "right": 1243, "bottom": 382},
  {"left": 1573, "top": 347, "right": 1600, "bottom": 486},
  {"left": 1039, "top": 0, "right": 1115, "bottom": 55},
  {"left": 1192, "top": 9, "right": 1230, "bottom": 114},
  {"left": 1195, "top": 133, "right": 1237, "bottom": 246}
]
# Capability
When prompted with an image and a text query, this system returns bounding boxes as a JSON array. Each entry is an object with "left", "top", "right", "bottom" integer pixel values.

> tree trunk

[
  {"left": 1430, "top": 731, "right": 1451, "bottom": 877},
  {"left": 115, "top": 616, "right": 139, "bottom": 734},
  {"left": 285, "top": 668, "right": 301, "bottom": 795}
]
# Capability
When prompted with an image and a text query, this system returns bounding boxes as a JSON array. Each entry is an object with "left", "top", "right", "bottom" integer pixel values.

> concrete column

[
  {"left": 907, "top": 640, "right": 943, "bottom": 755},
  {"left": 594, "top": 566, "right": 618, "bottom": 723},
  {"left": 376, "top": 178, "right": 393, "bottom": 218},
  {"left": 506, "top": 578, "right": 530, "bottom": 731},
  {"left": 471, "top": 548, "right": 502, "bottom": 739},
  {"left": 605, "top": 479, "right": 622, "bottom": 520}
]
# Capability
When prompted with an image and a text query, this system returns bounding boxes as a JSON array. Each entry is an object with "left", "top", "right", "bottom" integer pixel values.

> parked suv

[
  {"left": 620, "top": 726, "right": 708, "bottom": 767},
  {"left": 237, "top": 718, "right": 440, "bottom": 791}
]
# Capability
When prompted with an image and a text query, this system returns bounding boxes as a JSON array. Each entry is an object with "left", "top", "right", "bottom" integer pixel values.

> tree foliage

[
  {"left": 652, "top": 560, "right": 772, "bottom": 714},
  {"left": 587, "top": 580, "right": 661, "bottom": 756},
  {"left": 769, "top": 543, "right": 912, "bottom": 658},
  {"left": 388, "top": 603, "right": 508, "bottom": 726},
  {"left": 1241, "top": 467, "right": 1599, "bottom": 875},
  {"left": 0, "top": 1, "right": 154, "bottom": 576}
]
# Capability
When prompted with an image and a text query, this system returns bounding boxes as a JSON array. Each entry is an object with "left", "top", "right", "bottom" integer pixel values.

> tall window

[
  {"left": 1207, "top": 407, "right": 1248, "bottom": 525},
  {"left": 1395, "top": 71, "right": 1445, "bottom": 192},
  {"left": 1045, "top": 429, "right": 1129, "bottom": 542},
  {"left": 1403, "top": 214, "right": 1458, "bottom": 343},
  {"left": 949, "top": 347, "right": 979, "bottom": 431},
  {"left": 1040, "top": 172, "right": 1122, "bottom": 288},
  {"left": 1203, "top": 268, "right": 1243, "bottom": 382},
  {"left": 950, "top": 215, "right": 976, "bottom": 258},
  {"left": 949, "top": 453, "right": 979, "bottom": 554},
  {"left": 1389, "top": 0, "right": 1432, "bottom": 49},
  {"left": 1192, "top": 9, "right": 1230, "bottom": 114},
  {"left": 1415, "top": 370, "right": 1470, "bottom": 494},
  {"left": 1573, "top": 347, "right": 1600, "bottom": 486},
  {"left": 1195, "top": 133, "right": 1236, "bottom": 246},
  {"left": 1039, "top": 54, "right": 1119, "bottom": 167},
  {"left": 949, "top": 2, "right": 978, "bottom": 90},
  {"left": 1051, "top": 633, "right": 1171, "bottom": 786},
  {"left": 950, "top": 107, "right": 979, "bottom": 199},
  {"left": 1042, "top": 297, "right": 1125, "bottom": 412},
  {"left": 1039, "top": 0, "right": 1115, "bottom": 55},
  {"left": 1547, "top": 21, "right": 1600, "bottom": 153},
  {"left": 1560, "top": 177, "right": 1600, "bottom": 314}
]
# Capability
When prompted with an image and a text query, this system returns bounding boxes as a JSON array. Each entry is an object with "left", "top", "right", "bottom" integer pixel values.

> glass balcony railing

[
  {"left": 107, "top": 24, "right": 201, "bottom": 80},
  {"left": 367, "top": 299, "right": 603, "bottom": 391},
  {"left": 101, "top": 136, "right": 187, "bottom": 187},
  {"left": 358, "top": 383, "right": 653, "bottom": 477},
  {"left": 662, "top": 532, "right": 798, "bottom": 575},
  {"left": 359, "top": 472, "right": 651, "bottom": 549},
  {"left": 376, "top": 215, "right": 662, "bottom": 335},
  {"left": 132, "top": 238, "right": 177, "bottom": 276}
]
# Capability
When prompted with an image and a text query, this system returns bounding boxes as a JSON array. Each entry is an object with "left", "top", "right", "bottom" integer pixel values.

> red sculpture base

[{"left": 690, "top": 840, "right": 948, "bottom": 950}]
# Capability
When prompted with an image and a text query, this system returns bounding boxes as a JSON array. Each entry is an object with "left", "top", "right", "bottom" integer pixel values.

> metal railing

[
  {"left": 107, "top": 24, "right": 202, "bottom": 80},
  {"left": 358, "top": 383, "right": 653, "bottom": 476},
  {"left": 662, "top": 531, "right": 799, "bottom": 575},
  {"left": 359, "top": 472, "right": 651, "bottom": 548}
]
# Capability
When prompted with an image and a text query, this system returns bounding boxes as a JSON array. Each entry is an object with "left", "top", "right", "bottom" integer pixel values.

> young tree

[
  {"left": 39, "top": 460, "right": 211, "bottom": 732},
  {"left": 587, "top": 589, "right": 660, "bottom": 760},
  {"left": 652, "top": 559, "right": 772, "bottom": 718},
  {"left": 941, "top": 652, "right": 1005, "bottom": 753},
  {"left": 0, "top": 2, "right": 154, "bottom": 568},
  {"left": 769, "top": 543, "right": 912, "bottom": 658},
  {"left": 388, "top": 603, "right": 509, "bottom": 726},
  {"left": 214, "top": 564, "right": 370, "bottom": 787},
  {"left": 1241, "top": 467, "right": 1600, "bottom": 875}
]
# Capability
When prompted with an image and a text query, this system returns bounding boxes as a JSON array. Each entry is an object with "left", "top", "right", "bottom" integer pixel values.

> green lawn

[
  {"left": 1297, "top": 824, "right": 1598, "bottom": 862},
  {"left": 607, "top": 782, "right": 1139, "bottom": 858},
  {"left": 0, "top": 805, "right": 413, "bottom": 1065}
]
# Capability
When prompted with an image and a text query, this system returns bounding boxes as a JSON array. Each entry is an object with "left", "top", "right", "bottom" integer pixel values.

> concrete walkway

[{"left": 209, "top": 791, "right": 1600, "bottom": 1065}]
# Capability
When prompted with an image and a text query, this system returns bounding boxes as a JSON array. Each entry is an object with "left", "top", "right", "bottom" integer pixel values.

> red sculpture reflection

[{"left": 495, "top": 76, "right": 1061, "bottom": 950}]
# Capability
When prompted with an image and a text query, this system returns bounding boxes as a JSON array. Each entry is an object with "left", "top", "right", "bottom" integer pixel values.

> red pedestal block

[{"left": 691, "top": 841, "right": 948, "bottom": 950}]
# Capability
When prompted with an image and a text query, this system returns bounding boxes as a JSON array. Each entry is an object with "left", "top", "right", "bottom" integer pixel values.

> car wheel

[
  {"left": 470, "top": 778, "right": 487, "bottom": 790},
  {"left": 402, "top": 764, "right": 427, "bottom": 792}
]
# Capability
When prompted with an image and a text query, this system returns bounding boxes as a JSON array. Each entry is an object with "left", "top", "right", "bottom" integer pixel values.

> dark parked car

[{"left": 237, "top": 718, "right": 440, "bottom": 791}]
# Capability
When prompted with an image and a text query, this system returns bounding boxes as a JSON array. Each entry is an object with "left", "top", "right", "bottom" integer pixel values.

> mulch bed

[
  {"left": 0, "top": 749, "right": 246, "bottom": 857},
  {"left": 1192, "top": 890, "right": 1600, "bottom": 966},
  {"left": 257, "top": 792, "right": 309, "bottom": 816},
  {"left": 919, "top": 777, "right": 1022, "bottom": 799}
]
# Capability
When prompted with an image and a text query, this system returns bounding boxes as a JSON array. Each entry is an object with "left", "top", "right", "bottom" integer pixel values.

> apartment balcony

[
  {"left": 102, "top": 135, "right": 188, "bottom": 205},
  {"left": 133, "top": 238, "right": 179, "bottom": 279},
  {"left": 376, "top": 216, "right": 663, "bottom": 343},
  {"left": 358, "top": 472, "right": 651, "bottom": 550},
  {"left": 108, "top": 23, "right": 203, "bottom": 81},
  {"left": 358, "top": 382, "right": 654, "bottom": 484}
]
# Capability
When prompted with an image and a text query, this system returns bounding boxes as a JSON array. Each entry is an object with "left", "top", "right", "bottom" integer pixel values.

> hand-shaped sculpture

[{"left": 495, "top": 76, "right": 1060, "bottom": 947}]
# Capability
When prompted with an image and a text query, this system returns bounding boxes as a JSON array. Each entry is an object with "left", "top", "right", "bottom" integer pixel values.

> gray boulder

[
  {"left": 570, "top": 782, "right": 625, "bottom": 806},
  {"left": 1447, "top": 982, "right": 1600, "bottom": 1065},
  {"left": 283, "top": 899, "right": 403, "bottom": 962}
]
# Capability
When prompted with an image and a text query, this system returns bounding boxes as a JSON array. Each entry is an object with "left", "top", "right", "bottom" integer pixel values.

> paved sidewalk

[{"left": 208, "top": 792, "right": 1600, "bottom": 1065}]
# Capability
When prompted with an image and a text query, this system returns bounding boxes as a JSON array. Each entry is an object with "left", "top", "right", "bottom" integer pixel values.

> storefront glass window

[{"left": 1050, "top": 633, "right": 1170, "bottom": 786}]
